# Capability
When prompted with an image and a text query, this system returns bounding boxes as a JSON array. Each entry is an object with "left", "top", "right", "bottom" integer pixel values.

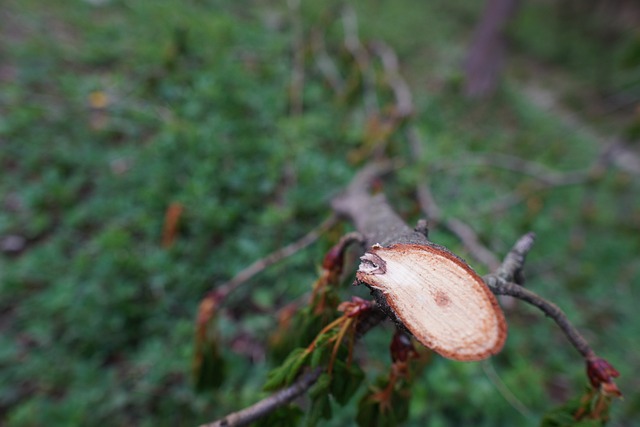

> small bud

[
  {"left": 338, "top": 296, "right": 373, "bottom": 318},
  {"left": 322, "top": 244, "right": 343, "bottom": 271},
  {"left": 390, "top": 330, "right": 419, "bottom": 363},
  {"left": 586, "top": 356, "right": 622, "bottom": 397}
]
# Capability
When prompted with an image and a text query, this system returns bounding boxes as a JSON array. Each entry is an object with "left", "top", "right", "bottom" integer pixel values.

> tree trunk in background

[{"left": 464, "top": 0, "right": 520, "bottom": 98}]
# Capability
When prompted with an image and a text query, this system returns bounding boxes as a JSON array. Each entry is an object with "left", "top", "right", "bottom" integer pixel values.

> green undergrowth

[{"left": 1, "top": 0, "right": 638, "bottom": 426}]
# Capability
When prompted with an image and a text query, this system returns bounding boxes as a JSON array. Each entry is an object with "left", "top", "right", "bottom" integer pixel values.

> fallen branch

[
  {"left": 203, "top": 163, "right": 620, "bottom": 427},
  {"left": 483, "top": 233, "right": 593, "bottom": 358},
  {"left": 335, "top": 163, "right": 508, "bottom": 361},
  {"left": 336, "top": 165, "right": 614, "bottom": 367}
]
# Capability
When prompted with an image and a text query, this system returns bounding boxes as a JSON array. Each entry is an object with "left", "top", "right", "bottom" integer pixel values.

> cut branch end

[{"left": 356, "top": 243, "right": 507, "bottom": 361}]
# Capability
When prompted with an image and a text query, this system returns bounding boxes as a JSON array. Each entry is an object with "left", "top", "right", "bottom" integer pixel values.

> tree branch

[
  {"left": 491, "top": 281, "right": 594, "bottom": 359},
  {"left": 201, "top": 368, "right": 323, "bottom": 427},
  {"left": 483, "top": 233, "right": 594, "bottom": 359},
  {"left": 337, "top": 165, "right": 598, "bottom": 362}
]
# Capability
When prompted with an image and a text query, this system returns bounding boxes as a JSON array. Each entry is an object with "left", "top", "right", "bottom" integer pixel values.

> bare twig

[
  {"left": 214, "top": 215, "right": 338, "bottom": 299},
  {"left": 201, "top": 368, "right": 323, "bottom": 427},
  {"left": 483, "top": 233, "right": 594, "bottom": 359},
  {"left": 369, "top": 41, "right": 414, "bottom": 118},
  {"left": 493, "top": 232, "right": 535, "bottom": 284},
  {"left": 491, "top": 281, "right": 594, "bottom": 359}
]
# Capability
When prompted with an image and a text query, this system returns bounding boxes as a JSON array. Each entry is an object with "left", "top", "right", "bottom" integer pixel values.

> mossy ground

[{"left": 1, "top": 1, "right": 638, "bottom": 426}]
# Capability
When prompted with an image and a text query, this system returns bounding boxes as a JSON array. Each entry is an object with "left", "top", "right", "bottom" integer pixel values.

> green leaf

[
  {"left": 541, "top": 394, "right": 606, "bottom": 427},
  {"left": 264, "top": 348, "right": 310, "bottom": 391},
  {"left": 309, "top": 373, "right": 332, "bottom": 399},
  {"left": 193, "top": 343, "right": 225, "bottom": 392},
  {"left": 307, "top": 375, "right": 333, "bottom": 427},
  {"left": 356, "top": 378, "right": 411, "bottom": 427},
  {"left": 330, "top": 360, "right": 365, "bottom": 406},
  {"left": 285, "top": 349, "right": 312, "bottom": 385}
]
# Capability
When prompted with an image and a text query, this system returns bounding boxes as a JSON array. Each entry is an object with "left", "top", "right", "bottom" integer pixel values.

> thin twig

[
  {"left": 214, "top": 215, "right": 338, "bottom": 299},
  {"left": 201, "top": 368, "right": 323, "bottom": 427},
  {"left": 494, "top": 232, "right": 535, "bottom": 284},
  {"left": 369, "top": 41, "right": 414, "bottom": 118},
  {"left": 490, "top": 281, "right": 594, "bottom": 359},
  {"left": 483, "top": 233, "right": 595, "bottom": 359}
]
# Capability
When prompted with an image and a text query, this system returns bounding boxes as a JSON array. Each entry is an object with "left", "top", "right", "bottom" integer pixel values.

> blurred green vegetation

[{"left": 0, "top": 0, "right": 638, "bottom": 426}]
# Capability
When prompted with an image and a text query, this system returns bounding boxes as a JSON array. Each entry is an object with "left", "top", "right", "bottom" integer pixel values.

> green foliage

[
  {"left": 193, "top": 340, "right": 226, "bottom": 391},
  {"left": 264, "top": 348, "right": 311, "bottom": 392},
  {"left": 1, "top": 0, "right": 637, "bottom": 426},
  {"left": 330, "top": 360, "right": 365, "bottom": 406},
  {"left": 308, "top": 374, "right": 333, "bottom": 426},
  {"left": 541, "top": 400, "right": 602, "bottom": 427}
]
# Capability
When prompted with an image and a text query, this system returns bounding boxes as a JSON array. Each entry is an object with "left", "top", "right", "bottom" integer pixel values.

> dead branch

[
  {"left": 204, "top": 164, "right": 615, "bottom": 426},
  {"left": 522, "top": 83, "right": 640, "bottom": 176},
  {"left": 338, "top": 165, "right": 601, "bottom": 364},
  {"left": 201, "top": 367, "right": 323, "bottom": 427}
]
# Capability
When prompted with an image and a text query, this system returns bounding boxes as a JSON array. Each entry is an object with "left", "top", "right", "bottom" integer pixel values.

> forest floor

[{"left": 1, "top": 1, "right": 638, "bottom": 426}]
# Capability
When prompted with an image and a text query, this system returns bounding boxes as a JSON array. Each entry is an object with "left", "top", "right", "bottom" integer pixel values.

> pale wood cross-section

[{"left": 356, "top": 243, "right": 507, "bottom": 361}]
